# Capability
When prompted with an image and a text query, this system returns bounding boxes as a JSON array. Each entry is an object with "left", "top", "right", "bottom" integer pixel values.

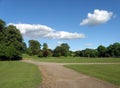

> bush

[
  {"left": 38, "top": 51, "right": 43, "bottom": 57},
  {"left": 0, "top": 44, "right": 22, "bottom": 60}
]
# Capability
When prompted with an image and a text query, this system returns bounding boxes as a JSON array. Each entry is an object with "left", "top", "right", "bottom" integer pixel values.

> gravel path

[{"left": 22, "top": 60, "right": 119, "bottom": 88}]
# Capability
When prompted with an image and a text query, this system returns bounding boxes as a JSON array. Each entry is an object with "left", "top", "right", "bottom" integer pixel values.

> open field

[
  {"left": 23, "top": 54, "right": 120, "bottom": 63},
  {"left": 65, "top": 64, "right": 120, "bottom": 86},
  {"left": 0, "top": 61, "right": 41, "bottom": 88}
]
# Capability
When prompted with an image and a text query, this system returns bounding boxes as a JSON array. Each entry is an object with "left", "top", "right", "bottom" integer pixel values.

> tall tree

[{"left": 28, "top": 40, "right": 41, "bottom": 55}]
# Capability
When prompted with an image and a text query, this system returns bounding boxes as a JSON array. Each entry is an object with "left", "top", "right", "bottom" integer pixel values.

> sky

[{"left": 0, "top": 0, "right": 120, "bottom": 51}]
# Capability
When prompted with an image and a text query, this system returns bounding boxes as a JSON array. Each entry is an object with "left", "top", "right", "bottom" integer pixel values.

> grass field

[
  {"left": 23, "top": 54, "right": 120, "bottom": 63},
  {"left": 65, "top": 64, "right": 120, "bottom": 86},
  {"left": 0, "top": 61, "right": 42, "bottom": 88}
]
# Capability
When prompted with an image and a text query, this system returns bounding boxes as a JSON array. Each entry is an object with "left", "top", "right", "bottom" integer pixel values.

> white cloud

[
  {"left": 80, "top": 9, "right": 113, "bottom": 26},
  {"left": 8, "top": 23, "right": 85, "bottom": 40}
]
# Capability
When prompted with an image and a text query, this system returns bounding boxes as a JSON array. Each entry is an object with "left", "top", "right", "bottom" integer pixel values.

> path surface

[{"left": 22, "top": 60, "right": 119, "bottom": 88}]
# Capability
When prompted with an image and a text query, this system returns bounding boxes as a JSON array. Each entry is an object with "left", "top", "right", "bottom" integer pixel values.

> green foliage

[
  {"left": 43, "top": 49, "right": 53, "bottom": 57},
  {"left": 28, "top": 40, "right": 41, "bottom": 55},
  {"left": 65, "top": 64, "right": 120, "bottom": 85},
  {"left": 75, "top": 49, "right": 98, "bottom": 57},
  {"left": 38, "top": 51, "right": 43, "bottom": 57},
  {"left": 43, "top": 43, "right": 48, "bottom": 50},
  {"left": 106, "top": 43, "right": 120, "bottom": 57},
  {"left": 53, "top": 46, "right": 61, "bottom": 57},
  {"left": 0, "top": 61, "right": 41, "bottom": 88},
  {"left": 0, "top": 19, "right": 6, "bottom": 31},
  {"left": 75, "top": 42, "right": 120, "bottom": 58},
  {"left": 0, "top": 19, "right": 24, "bottom": 60},
  {"left": 97, "top": 45, "right": 106, "bottom": 57},
  {"left": 53, "top": 43, "right": 70, "bottom": 57}
]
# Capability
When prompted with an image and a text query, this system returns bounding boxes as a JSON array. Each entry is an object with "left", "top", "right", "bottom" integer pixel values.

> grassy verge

[
  {"left": 65, "top": 64, "right": 120, "bottom": 85},
  {"left": 0, "top": 61, "right": 42, "bottom": 88},
  {"left": 23, "top": 54, "right": 120, "bottom": 63}
]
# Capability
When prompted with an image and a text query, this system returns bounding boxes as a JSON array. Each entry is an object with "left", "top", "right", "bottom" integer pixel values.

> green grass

[
  {"left": 65, "top": 64, "right": 120, "bottom": 85},
  {"left": 0, "top": 61, "right": 42, "bottom": 88},
  {"left": 23, "top": 54, "right": 120, "bottom": 63}
]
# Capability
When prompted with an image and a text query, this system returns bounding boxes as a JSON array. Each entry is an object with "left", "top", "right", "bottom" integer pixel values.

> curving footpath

[{"left": 22, "top": 60, "right": 119, "bottom": 88}]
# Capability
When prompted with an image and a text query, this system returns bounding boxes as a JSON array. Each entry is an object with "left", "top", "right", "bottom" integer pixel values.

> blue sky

[{"left": 0, "top": 0, "right": 120, "bottom": 51}]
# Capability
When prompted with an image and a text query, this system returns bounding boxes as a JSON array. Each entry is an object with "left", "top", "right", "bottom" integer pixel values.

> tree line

[
  {"left": 26, "top": 39, "right": 120, "bottom": 58},
  {"left": 0, "top": 19, "right": 120, "bottom": 60},
  {"left": 75, "top": 43, "right": 120, "bottom": 57}
]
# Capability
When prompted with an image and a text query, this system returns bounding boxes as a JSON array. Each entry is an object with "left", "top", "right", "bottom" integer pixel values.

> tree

[
  {"left": 60, "top": 43, "right": 70, "bottom": 56},
  {"left": 43, "top": 49, "right": 52, "bottom": 57},
  {"left": 112, "top": 43, "right": 120, "bottom": 57},
  {"left": 97, "top": 45, "right": 106, "bottom": 57},
  {"left": 106, "top": 43, "right": 120, "bottom": 57},
  {"left": 43, "top": 43, "right": 48, "bottom": 50},
  {"left": 0, "top": 19, "right": 24, "bottom": 60},
  {"left": 0, "top": 19, "right": 6, "bottom": 31},
  {"left": 38, "top": 50, "right": 43, "bottom": 57},
  {"left": 53, "top": 43, "right": 70, "bottom": 57},
  {"left": 28, "top": 40, "right": 41, "bottom": 55},
  {"left": 53, "top": 46, "right": 61, "bottom": 57}
]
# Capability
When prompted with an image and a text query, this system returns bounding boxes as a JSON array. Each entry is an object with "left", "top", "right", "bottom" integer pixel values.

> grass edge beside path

[
  {"left": 23, "top": 54, "right": 120, "bottom": 63},
  {"left": 65, "top": 64, "right": 120, "bottom": 86},
  {"left": 0, "top": 61, "right": 42, "bottom": 88}
]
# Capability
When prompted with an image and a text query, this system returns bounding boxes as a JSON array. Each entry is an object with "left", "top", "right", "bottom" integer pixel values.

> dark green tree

[
  {"left": 0, "top": 19, "right": 6, "bottom": 31},
  {"left": 106, "top": 43, "right": 120, "bottom": 57},
  {"left": 0, "top": 19, "right": 24, "bottom": 60},
  {"left": 97, "top": 45, "right": 106, "bottom": 57}
]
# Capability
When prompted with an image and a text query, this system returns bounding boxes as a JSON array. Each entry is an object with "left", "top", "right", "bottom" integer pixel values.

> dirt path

[{"left": 22, "top": 60, "right": 119, "bottom": 88}]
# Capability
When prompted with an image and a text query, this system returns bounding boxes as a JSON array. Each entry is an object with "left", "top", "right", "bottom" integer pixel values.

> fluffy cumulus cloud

[
  {"left": 8, "top": 23, "right": 85, "bottom": 40},
  {"left": 80, "top": 9, "right": 113, "bottom": 26}
]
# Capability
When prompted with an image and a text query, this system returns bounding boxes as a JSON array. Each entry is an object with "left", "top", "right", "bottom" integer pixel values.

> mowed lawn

[
  {"left": 23, "top": 54, "right": 120, "bottom": 63},
  {"left": 0, "top": 61, "right": 41, "bottom": 88},
  {"left": 65, "top": 64, "right": 120, "bottom": 86}
]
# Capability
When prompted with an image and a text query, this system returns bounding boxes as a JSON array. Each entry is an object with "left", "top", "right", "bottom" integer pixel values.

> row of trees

[
  {"left": 75, "top": 42, "right": 120, "bottom": 57},
  {"left": 26, "top": 39, "right": 120, "bottom": 58},
  {"left": 0, "top": 19, "right": 25, "bottom": 60},
  {"left": 26, "top": 40, "right": 70, "bottom": 57}
]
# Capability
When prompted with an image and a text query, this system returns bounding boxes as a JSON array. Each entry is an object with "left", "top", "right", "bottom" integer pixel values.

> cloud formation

[
  {"left": 80, "top": 9, "right": 113, "bottom": 26},
  {"left": 8, "top": 23, "right": 85, "bottom": 40}
]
